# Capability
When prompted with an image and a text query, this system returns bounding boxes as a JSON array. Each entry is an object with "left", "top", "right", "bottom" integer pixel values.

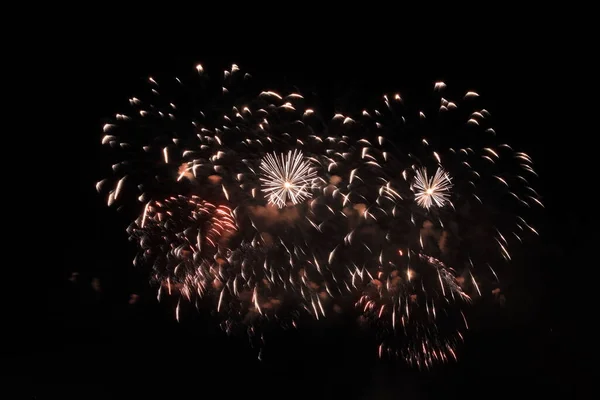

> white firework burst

[
  {"left": 412, "top": 167, "right": 453, "bottom": 209},
  {"left": 259, "top": 150, "right": 317, "bottom": 208}
]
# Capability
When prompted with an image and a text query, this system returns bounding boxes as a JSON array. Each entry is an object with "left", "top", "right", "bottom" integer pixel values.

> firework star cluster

[{"left": 97, "top": 63, "right": 542, "bottom": 369}]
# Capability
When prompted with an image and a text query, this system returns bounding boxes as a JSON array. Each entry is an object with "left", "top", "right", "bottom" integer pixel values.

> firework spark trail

[
  {"left": 99, "top": 63, "right": 541, "bottom": 367},
  {"left": 419, "top": 254, "right": 471, "bottom": 302}
]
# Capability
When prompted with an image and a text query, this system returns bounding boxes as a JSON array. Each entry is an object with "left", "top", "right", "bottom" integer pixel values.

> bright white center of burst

[
  {"left": 412, "top": 167, "right": 453, "bottom": 210},
  {"left": 259, "top": 150, "right": 317, "bottom": 208}
]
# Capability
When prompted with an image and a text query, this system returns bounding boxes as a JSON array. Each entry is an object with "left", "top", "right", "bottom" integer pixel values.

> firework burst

[
  {"left": 412, "top": 167, "right": 453, "bottom": 210},
  {"left": 98, "top": 63, "right": 541, "bottom": 368},
  {"left": 260, "top": 150, "right": 317, "bottom": 208}
]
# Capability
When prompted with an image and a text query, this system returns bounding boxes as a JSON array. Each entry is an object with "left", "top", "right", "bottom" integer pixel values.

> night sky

[{"left": 12, "top": 36, "right": 584, "bottom": 398}]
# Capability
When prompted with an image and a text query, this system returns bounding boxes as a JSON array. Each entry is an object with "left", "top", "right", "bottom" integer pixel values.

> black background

[{"left": 7, "top": 25, "right": 586, "bottom": 398}]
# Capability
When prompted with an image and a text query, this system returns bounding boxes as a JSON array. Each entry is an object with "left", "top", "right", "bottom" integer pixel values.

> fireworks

[
  {"left": 98, "top": 63, "right": 541, "bottom": 368},
  {"left": 412, "top": 167, "right": 453, "bottom": 210},
  {"left": 260, "top": 150, "right": 317, "bottom": 208}
]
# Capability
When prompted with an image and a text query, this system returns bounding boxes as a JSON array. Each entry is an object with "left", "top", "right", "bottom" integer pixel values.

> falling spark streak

[{"left": 140, "top": 202, "right": 150, "bottom": 228}]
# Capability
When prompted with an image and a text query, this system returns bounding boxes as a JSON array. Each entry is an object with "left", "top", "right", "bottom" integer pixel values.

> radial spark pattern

[
  {"left": 412, "top": 167, "right": 453, "bottom": 210},
  {"left": 260, "top": 150, "right": 317, "bottom": 208}
]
